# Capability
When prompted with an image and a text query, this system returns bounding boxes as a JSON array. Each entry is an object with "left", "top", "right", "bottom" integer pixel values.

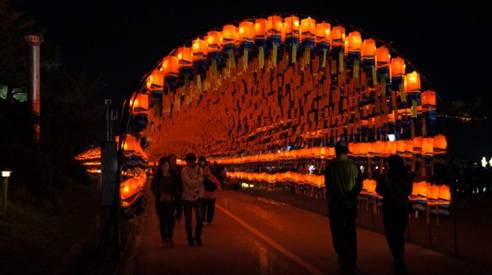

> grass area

[{"left": 0, "top": 182, "right": 99, "bottom": 275}]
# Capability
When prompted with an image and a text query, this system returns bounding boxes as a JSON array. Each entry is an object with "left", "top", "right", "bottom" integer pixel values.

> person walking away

[
  {"left": 199, "top": 157, "right": 222, "bottom": 225},
  {"left": 324, "top": 140, "right": 362, "bottom": 273},
  {"left": 212, "top": 161, "right": 227, "bottom": 189},
  {"left": 376, "top": 154, "right": 412, "bottom": 274},
  {"left": 169, "top": 154, "right": 183, "bottom": 223},
  {"left": 151, "top": 156, "right": 180, "bottom": 248},
  {"left": 181, "top": 153, "right": 205, "bottom": 246}
]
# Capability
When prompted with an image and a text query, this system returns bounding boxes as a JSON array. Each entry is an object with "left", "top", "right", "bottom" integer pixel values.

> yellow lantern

[
  {"left": 376, "top": 46, "right": 391, "bottom": 65},
  {"left": 192, "top": 37, "right": 208, "bottom": 61},
  {"left": 362, "top": 39, "right": 376, "bottom": 59},
  {"left": 315, "top": 22, "right": 331, "bottom": 44},
  {"left": 161, "top": 56, "right": 179, "bottom": 77},
  {"left": 206, "top": 31, "right": 223, "bottom": 52},
  {"left": 222, "top": 24, "right": 239, "bottom": 46},
  {"left": 254, "top": 18, "right": 267, "bottom": 39},
  {"left": 239, "top": 21, "right": 255, "bottom": 43},
  {"left": 284, "top": 15, "right": 300, "bottom": 38},
  {"left": 390, "top": 57, "right": 406, "bottom": 77},
  {"left": 331, "top": 26, "right": 345, "bottom": 47},
  {"left": 177, "top": 47, "right": 192, "bottom": 68},
  {"left": 347, "top": 31, "right": 362, "bottom": 52},
  {"left": 267, "top": 15, "right": 283, "bottom": 37},
  {"left": 405, "top": 71, "right": 421, "bottom": 92},
  {"left": 300, "top": 17, "right": 316, "bottom": 41}
]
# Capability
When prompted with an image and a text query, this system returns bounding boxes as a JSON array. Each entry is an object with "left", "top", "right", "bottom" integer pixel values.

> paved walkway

[{"left": 127, "top": 190, "right": 488, "bottom": 275}]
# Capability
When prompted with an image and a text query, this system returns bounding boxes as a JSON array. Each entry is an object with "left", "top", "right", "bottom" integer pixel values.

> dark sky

[{"left": 10, "top": 0, "right": 490, "bottom": 107}]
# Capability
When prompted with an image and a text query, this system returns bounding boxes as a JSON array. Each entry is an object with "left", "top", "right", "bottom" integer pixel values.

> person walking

[
  {"left": 169, "top": 154, "right": 183, "bottom": 223},
  {"left": 151, "top": 156, "right": 180, "bottom": 248},
  {"left": 376, "top": 154, "right": 413, "bottom": 274},
  {"left": 324, "top": 140, "right": 362, "bottom": 273},
  {"left": 199, "top": 157, "right": 222, "bottom": 225},
  {"left": 181, "top": 153, "right": 205, "bottom": 246}
]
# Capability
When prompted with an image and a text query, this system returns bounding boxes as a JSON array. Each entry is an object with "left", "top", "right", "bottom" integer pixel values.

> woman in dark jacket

[
  {"left": 376, "top": 154, "right": 413, "bottom": 274},
  {"left": 151, "top": 156, "right": 180, "bottom": 248}
]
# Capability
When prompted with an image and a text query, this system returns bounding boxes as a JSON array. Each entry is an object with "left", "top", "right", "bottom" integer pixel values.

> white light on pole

[{"left": 2, "top": 169, "right": 13, "bottom": 214}]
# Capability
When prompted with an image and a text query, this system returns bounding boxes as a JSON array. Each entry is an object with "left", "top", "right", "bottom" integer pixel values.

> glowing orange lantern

[
  {"left": 422, "top": 137, "right": 434, "bottom": 155},
  {"left": 222, "top": 24, "right": 239, "bottom": 46},
  {"left": 396, "top": 140, "right": 406, "bottom": 154},
  {"left": 347, "top": 31, "right": 362, "bottom": 52},
  {"left": 331, "top": 26, "right": 345, "bottom": 47},
  {"left": 404, "top": 139, "right": 414, "bottom": 153},
  {"left": 405, "top": 71, "right": 421, "bottom": 92},
  {"left": 376, "top": 46, "right": 391, "bottom": 65},
  {"left": 413, "top": 137, "right": 422, "bottom": 152},
  {"left": 161, "top": 56, "right": 179, "bottom": 77},
  {"left": 362, "top": 39, "right": 376, "bottom": 59},
  {"left": 421, "top": 90, "right": 437, "bottom": 107},
  {"left": 177, "top": 47, "right": 192, "bottom": 68},
  {"left": 300, "top": 17, "right": 316, "bottom": 41},
  {"left": 433, "top": 135, "right": 447, "bottom": 153},
  {"left": 390, "top": 57, "right": 406, "bottom": 78},
  {"left": 363, "top": 179, "right": 377, "bottom": 194},
  {"left": 239, "top": 21, "right": 255, "bottom": 43},
  {"left": 192, "top": 37, "right": 208, "bottom": 61},
  {"left": 412, "top": 181, "right": 428, "bottom": 198},
  {"left": 428, "top": 184, "right": 439, "bottom": 200},
  {"left": 267, "top": 15, "right": 283, "bottom": 37},
  {"left": 146, "top": 69, "right": 164, "bottom": 90},
  {"left": 132, "top": 93, "right": 149, "bottom": 112},
  {"left": 206, "top": 31, "right": 223, "bottom": 52},
  {"left": 254, "top": 18, "right": 267, "bottom": 39},
  {"left": 315, "top": 22, "right": 331, "bottom": 44},
  {"left": 438, "top": 185, "right": 451, "bottom": 201},
  {"left": 283, "top": 15, "right": 300, "bottom": 38}
]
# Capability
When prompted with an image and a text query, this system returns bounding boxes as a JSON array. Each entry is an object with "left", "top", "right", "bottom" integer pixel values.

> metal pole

[
  {"left": 24, "top": 34, "right": 44, "bottom": 144},
  {"left": 2, "top": 178, "right": 8, "bottom": 213}
]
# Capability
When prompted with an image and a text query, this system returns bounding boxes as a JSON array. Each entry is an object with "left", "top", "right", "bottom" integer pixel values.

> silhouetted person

[
  {"left": 169, "top": 154, "right": 183, "bottom": 223},
  {"left": 212, "top": 161, "right": 227, "bottom": 189},
  {"left": 199, "top": 157, "right": 222, "bottom": 225},
  {"left": 181, "top": 153, "right": 204, "bottom": 246},
  {"left": 324, "top": 140, "right": 362, "bottom": 273},
  {"left": 376, "top": 154, "right": 413, "bottom": 274},
  {"left": 151, "top": 156, "right": 180, "bottom": 248}
]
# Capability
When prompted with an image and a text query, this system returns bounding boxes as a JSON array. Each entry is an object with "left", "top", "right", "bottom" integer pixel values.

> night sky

[{"left": 10, "top": 0, "right": 490, "bottom": 106}]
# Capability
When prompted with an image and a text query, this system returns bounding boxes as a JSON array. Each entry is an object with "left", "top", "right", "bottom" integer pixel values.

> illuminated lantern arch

[{"left": 121, "top": 15, "right": 449, "bottom": 205}]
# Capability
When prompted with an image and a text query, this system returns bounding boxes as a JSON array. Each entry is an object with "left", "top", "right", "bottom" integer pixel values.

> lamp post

[
  {"left": 24, "top": 34, "right": 44, "bottom": 144},
  {"left": 2, "top": 169, "right": 13, "bottom": 214}
]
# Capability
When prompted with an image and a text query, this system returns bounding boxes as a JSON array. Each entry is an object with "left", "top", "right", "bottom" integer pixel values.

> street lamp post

[
  {"left": 1, "top": 169, "right": 13, "bottom": 214},
  {"left": 24, "top": 34, "right": 44, "bottom": 144}
]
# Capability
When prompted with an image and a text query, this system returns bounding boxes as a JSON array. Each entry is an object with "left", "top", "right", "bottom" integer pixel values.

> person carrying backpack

[
  {"left": 376, "top": 154, "right": 413, "bottom": 275},
  {"left": 199, "top": 156, "right": 222, "bottom": 225}
]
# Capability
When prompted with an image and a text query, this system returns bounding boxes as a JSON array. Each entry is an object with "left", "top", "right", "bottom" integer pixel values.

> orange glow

[
  {"left": 347, "top": 31, "right": 362, "bottom": 52},
  {"left": 283, "top": 15, "right": 300, "bottom": 37},
  {"left": 438, "top": 185, "right": 451, "bottom": 200},
  {"left": 315, "top": 22, "right": 331, "bottom": 43},
  {"left": 362, "top": 179, "right": 377, "bottom": 194},
  {"left": 376, "top": 46, "right": 391, "bottom": 65},
  {"left": 390, "top": 57, "right": 406, "bottom": 77},
  {"left": 192, "top": 37, "right": 208, "bottom": 60},
  {"left": 421, "top": 90, "right": 437, "bottom": 107},
  {"left": 330, "top": 26, "right": 345, "bottom": 47},
  {"left": 433, "top": 135, "right": 447, "bottom": 153},
  {"left": 161, "top": 56, "right": 179, "bottom": 77},
  {"left": 412, "top": 181, "right": 428, "bottom": 197},
  {"left": 206, "top": 31, "right": 223, "bottom": 52},
  {"left": 177, "top": 47, "right": 193, "bottom": 67},
  {"left": 254, "top": 18, "right": 267, "bottom": 38},
  {"left": 146, "top": 69, "right": 164, "bottom": 90},
  {"left": 132, "top": 93, "right": 149, "bottom": 112},
  {"left": 361, "top": 39, "right": 376, "bottom": 59},
  {"left": 267, "top": 15, "right": 283, "bottom": 35},
  {"left": 405, "top": 71, "right": 421, "bottom": 92},
  {"left": 239, "top": 21, "right": 255, "bottom": 42},
  {"left": 422, "top": 137, "right": 434, "bottom": 155},
  {"left": 222, "top": 24, "right": 239, "bottom": 45},
  {"left": 413, "top": 137, "right": 422, "bottom": 152},
  {"left": 300, "top": 17, "right": 316, "bottom": 41}
]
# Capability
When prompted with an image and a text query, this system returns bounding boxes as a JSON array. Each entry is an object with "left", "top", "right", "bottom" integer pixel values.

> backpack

[{"left": 203, "top": 178, "right": 217, "bottom": 192}]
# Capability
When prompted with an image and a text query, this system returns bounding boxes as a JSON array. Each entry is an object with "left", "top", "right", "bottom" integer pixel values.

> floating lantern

[
  {"left": 206, "top": 31, "right": 223, "bottom": 52},
  {"left": 177, "top": 47, "right": 193, "bottom": 68},
  {"left": 192, "top": 37, "right": 208, "bottom": 61},
  {"left": 146, "top": 69, "right": 164, "bottom": 90},
  {"left": 347, "top": 31, "right": 362, "bottom": 53},
  {"left": 390, "top": 57, "right": 406, "bottom": 77},
  {"left": 421, "top": 90, "right": 437, "bottom": 108},
  {"left": 315, "top": 22, "right": 331, "bottom": 44},
  {"left": 362, "top": 39, "right": 376, "bottom": 59},
  {"left": 222, "top": 24, "right": 239, "bottom": 46},
  {"left": 300, "top": 17, "right": 316, "bottom": 42},
  {"left": 331, "top": 26, "right": 345, "bottom": 47},
  {"left": 405, "top": 71, "right": 421, "bottom": 92},
  {"left": 376, "top": 46, "right": 391, "bottom": 67},
  {"left": 284, "top": 15, "right": 300, "bottom": 39},
  {"left": 254, "top": 18, "right": 267, "bottom": 39},
  {"left": 161, "top": 56, "right": 179, "bottom": 77},
  {"left": 132, "top": 93, "right": 149, "bottom": 112},
  {"left": 239, "top": 21, "right": 255, "bottom": 43},
  {"left": 267, "top": 15, "right": 283, "bottom": 37}
]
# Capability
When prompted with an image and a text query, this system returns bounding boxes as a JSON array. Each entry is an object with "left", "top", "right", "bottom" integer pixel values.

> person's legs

[
  {"left": 175, "top": 199, "right": 183, "bottom": 222},
  {"left": 194, "top": 200, "right": 204, "bottom": 245},
  {"left": 329, "top": 203, "right": 348, "bottom": 268},
  {"left": 383, "top": 209, "right": 407, "bottom": 270},
  {"left": 163, "top": 203, "right": 176, "bottom": 243},
  {"left": 155, "top": 203, "right": 167, "bottom": 243},
  {"left": 183, "top": 201, "right": 194, "bottom": 245},
  {"left": 344, "top": 206, "right": 358, "bottom": 268},
  {"left": 202, "top": 199, "right": 209, "bottom": 223}
]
